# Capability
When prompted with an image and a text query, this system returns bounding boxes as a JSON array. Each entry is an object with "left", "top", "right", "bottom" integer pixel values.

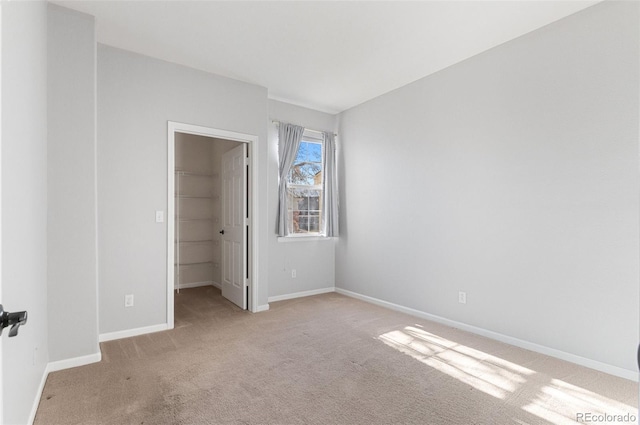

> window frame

[{"left": 284, "top": 130, "right": 326, "bottom": 238}]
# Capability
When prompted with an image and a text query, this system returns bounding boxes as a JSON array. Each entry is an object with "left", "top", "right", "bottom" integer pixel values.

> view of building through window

[{"left": 287, "top": 139, "right": 323, "bottom": 234}]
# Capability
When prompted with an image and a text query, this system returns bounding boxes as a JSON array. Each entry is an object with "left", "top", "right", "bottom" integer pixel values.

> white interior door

[{"left": 221, "top": 144, "right": 247, "bottom": 309}]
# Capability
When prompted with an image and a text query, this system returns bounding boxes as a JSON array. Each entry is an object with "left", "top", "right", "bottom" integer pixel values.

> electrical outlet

[
  {"left": 291, "top": 269, "right": 297, "bottom": 278},
  {"left": 125, "top": 294, "right": 134, "bottom": 307},
  {"left": 458, "top": 291, "right": 467, "bottom": 304}
]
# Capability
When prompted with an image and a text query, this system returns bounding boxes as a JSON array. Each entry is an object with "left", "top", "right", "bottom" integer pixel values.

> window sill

[{"left": 278, "top": 235, "right": 334, "bottom": 243}]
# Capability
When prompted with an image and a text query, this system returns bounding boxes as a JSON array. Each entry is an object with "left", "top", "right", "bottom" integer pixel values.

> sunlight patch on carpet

[
  {"left": 377, "top": 325, "right": 636, "bottom": 424},
  {"left": 522, "top": 378, "right": 636, "bottom": 425},
  {"left": 378, "top": 325, "right": 533, "bottom": 399}
]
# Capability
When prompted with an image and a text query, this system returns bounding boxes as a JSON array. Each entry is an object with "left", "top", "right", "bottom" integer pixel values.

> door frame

[{"left": 167, "top": 121, "right": 259, "bottom": 328}]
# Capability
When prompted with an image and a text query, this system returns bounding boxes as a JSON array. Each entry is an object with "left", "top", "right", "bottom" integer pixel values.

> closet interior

[{"left": 174, "top": 132, "right": 240, "bottom": 292}]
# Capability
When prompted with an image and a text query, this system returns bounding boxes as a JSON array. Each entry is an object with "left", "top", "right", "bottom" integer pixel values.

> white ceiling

[{"left": 53, "top": 0, "right": 600, "bottom": 114}]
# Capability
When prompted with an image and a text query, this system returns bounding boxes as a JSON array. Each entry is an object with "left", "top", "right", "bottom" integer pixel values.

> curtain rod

[{"left": 272, "top": 120, "right": 337, "bottom": 137}]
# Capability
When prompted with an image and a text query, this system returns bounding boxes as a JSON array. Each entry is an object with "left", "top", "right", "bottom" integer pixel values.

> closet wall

[
  {"left": 175, "top": 133, "right": 239, "bottom": 290},
  {"left": 175, "top": 133, "right": 218, "bottom": 289}
]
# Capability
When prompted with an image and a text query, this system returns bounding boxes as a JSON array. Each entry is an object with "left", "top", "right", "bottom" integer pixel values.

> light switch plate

[{"left": 155, "top": 211, "right": 164, "bottom": 223}]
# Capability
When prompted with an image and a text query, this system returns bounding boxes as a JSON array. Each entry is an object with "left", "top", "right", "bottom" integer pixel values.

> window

[
  {"left": 276, "top": 122, "right": 337, "bottom": 238},
  {"left": 287, "top": 133, "right": 323, "bottom": 235}
]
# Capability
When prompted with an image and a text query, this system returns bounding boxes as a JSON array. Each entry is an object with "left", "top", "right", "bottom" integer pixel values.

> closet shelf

[
  {"left": 176, "top": 240, "right": 219, "bottom": 246},
  {"left": 176, "top": 195, "right": 215, "bottom": 199},
  {"left": 175, "top": 170, "right": 219, "bottom": 178},
  {"left": 175, "top": 154, "right": 221, "bottom": 291},
  {"left": 178, "top": 219, "right": 217, "bottom": 223},
  {"left": 174, "top": 261, "right": 216, "bottom": 267}
]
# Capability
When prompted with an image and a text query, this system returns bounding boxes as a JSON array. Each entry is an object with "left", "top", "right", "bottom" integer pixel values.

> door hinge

[
  {"left": 244, "top": 217, "right": 249, "bottom": 226},
  {"left": 244, "top": 157, "right": 249, "bottom": 166}
]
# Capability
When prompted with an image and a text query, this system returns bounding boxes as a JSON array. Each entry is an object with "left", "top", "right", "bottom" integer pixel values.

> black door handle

[
  {"left": 219, "top": 230, "right": 225, "bottom": 235},
  {"left": 0, "top": 304, "right": 27, "bottom": 337}
]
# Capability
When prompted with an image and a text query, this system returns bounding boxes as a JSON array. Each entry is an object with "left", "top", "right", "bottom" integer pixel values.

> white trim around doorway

[{"left": 167, "top": 121, "right": 260, "bottom": 329}]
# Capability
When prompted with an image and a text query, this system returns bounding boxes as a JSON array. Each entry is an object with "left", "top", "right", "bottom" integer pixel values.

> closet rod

[{"left": 272, "top": 120, "right": 337, "bottom": 137}]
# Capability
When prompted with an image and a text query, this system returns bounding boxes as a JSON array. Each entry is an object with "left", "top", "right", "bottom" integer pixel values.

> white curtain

[
  {"left": 322, "top": 131, "right": 339, "bottom": 237},
  {"left": 276, "top": 123, "right": 305, "bottom": 236}
]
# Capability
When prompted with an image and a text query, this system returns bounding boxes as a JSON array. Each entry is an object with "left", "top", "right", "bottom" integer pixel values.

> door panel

[{"left": 221, "top": 144, "right": 247, "bottom": 309}]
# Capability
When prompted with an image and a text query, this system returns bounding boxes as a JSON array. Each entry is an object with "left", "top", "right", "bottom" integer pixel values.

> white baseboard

[
  {"left": 99, "top": 323, "right": 169, "bottom": 342},
  {"left": 335, "top": 288, "right": 638, "bottom": 382},
  {"left": 175, "top": 281, "right": 216, "bottom": 290},
  {"left": 28, "top": 365, "right": 49, "bottom": 425},
  {"left": 268, "top": 287, "right": 335, "bottom": 303},
  {"left": 29, "top": 352, "right": 102, "bottom": 424},
  {"left": 47, "top": 352, "right": 102, "bottom": 373},
  {"left": 256, "top": 304, "right": 270, "bottom": 312}
]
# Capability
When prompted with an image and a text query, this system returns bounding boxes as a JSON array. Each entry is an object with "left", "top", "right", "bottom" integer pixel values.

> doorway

[{"left": 167, "top": 122, "right": 259, "bottom": 329}]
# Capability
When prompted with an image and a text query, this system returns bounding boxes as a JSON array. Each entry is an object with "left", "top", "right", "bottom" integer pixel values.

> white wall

[
  {"left": 97, "top": 45, "right": 269, "bottom": 334},
  {"left": 337, "top": 1, "right": 639, "bottom": 374},
  {"left": 1, "top": 1, "right": 49, "bottom": 423},
  {"left": 268, "top": 100, "right": 337, "bottom": 299},
  {"left": 47, "top": 4, "right": 99, "bottom": 363}
]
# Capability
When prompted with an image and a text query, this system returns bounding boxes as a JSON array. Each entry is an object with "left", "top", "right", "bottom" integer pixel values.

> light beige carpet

[{"left": 35, "top": 287, "right": 637, "bottom": 425}]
